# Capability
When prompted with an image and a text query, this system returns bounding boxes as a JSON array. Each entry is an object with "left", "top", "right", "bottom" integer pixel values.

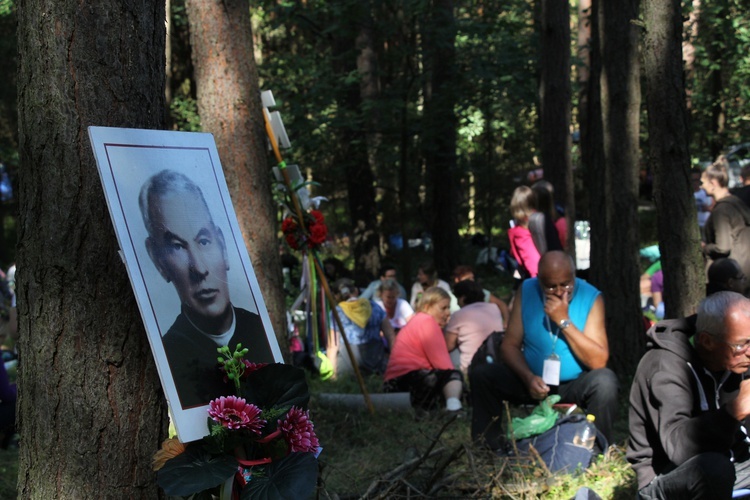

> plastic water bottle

[{"left": 573, "top": 414, "right": 597, "bottom": 449}]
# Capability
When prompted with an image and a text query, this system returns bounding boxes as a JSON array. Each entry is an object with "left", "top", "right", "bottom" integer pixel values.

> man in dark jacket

[{"left": 628, "top": 291, "right": 750, "bottom": 498}]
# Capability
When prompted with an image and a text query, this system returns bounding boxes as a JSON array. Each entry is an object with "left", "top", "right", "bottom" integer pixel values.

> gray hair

[
  {"left": 696, "top": 291, "right": 750, "bottom": 337},
  {"left": 139, "top": 169, "right": 212, "bottom": 238},
  {"left": 378, "top": 278, "right": 401, "bottom": 295}
]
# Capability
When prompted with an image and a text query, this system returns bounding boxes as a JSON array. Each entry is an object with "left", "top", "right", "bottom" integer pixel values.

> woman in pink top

[
  {"left": 383, "top": 287, "right": 464, "bottom": 413},
  {"left": 508, "top": 186, "right": 541, "bottom": 277}
]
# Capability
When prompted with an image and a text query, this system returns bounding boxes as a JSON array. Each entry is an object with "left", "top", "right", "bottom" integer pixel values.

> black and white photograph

[{"left": 89, "top": 127, "right": 283, "bottom": 442}]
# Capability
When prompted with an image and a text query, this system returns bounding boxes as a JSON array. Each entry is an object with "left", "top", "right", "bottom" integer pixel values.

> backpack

[
  {"left": 469, "top": 331, "right": 504, "bottom": 368},
  {"left": 512, "top": 414, "right": 608, "bottom": 474}
]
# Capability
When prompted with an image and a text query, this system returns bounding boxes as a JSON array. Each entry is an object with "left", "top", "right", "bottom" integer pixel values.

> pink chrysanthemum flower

[
  {"left": 208, "top": 396, "right": 266, "bottom": 433},
  {"left": 278, "top": 406, "right": 320, "bottom": 453}
]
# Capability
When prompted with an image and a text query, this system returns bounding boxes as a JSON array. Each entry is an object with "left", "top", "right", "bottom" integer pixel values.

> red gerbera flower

[
  {"left": 278, "top": 406, "right": 320, "bottom": 453},
  {"left": 208, "top": 396, "right": 266, "bottom": 433}
]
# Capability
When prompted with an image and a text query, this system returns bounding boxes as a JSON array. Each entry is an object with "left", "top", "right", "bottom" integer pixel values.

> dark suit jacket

[{"left": 162, "top": 306, "right": 275, "bottom": 408}]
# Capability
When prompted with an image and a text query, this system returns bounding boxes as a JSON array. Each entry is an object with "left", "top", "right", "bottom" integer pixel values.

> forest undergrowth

[{"left": 310, "top": 374, "right": 637, "bottom": 499}]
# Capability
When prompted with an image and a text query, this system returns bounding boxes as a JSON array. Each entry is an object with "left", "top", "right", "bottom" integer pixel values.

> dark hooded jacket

[{"left": 627, "top": 316, "right": 750, "bottom": 490}]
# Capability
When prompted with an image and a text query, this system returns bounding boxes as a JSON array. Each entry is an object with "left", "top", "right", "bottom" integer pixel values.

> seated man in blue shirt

[{"left": 470, "top": 251, "right": 618, "bottom": 450}]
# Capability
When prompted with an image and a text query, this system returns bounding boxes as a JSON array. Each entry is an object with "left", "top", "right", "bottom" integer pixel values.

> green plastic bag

[{"left": 507, "top": 395, "right": 561, "bottom": 440}]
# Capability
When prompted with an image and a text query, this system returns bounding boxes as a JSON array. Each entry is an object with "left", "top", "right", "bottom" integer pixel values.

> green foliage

[
  {"left": 0, "top": 0, "right": 13, "bottom": 17},
  {"left": 170, "top": 80, "right": 201, "bottom": 132},
  {"left": 685, "top": 0, "right": 750, "bottom": 159}
]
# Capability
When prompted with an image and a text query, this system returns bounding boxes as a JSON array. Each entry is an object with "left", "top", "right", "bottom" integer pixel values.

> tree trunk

[
  {"left": 595, "top": 0, "right": 645, "bottom": 374},
  {"left": 16, "top": 0, "right": 166, "bottom": 497},
  {"left": 642, "top": 0, "right": 705, "bottom": 318},
  {"left": 185, "top": 0, "right": 288, "bottom": 351},
  {"left": 330, "top": 3, "right": 381, "bottom": 282},
  {"left": 422, "top": 0, "right": 460, "bottom": 278},
  {"left": 539, "top": 0, "right": 574, "bottom": 247},
  {"left": 586, "top": 0, "right": 606, "bottom": 289}
]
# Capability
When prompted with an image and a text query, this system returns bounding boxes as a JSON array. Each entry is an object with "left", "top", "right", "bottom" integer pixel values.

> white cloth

[{"left": 374, "top": 298, "right": 414, "bottom": 330}]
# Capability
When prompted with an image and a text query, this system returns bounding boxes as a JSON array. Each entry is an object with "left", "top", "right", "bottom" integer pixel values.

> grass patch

[{"left": 310, "top": 374, "right": 637, "bottom": 498}]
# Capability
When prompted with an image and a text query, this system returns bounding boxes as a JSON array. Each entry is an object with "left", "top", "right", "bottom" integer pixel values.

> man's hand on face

[
  {"left": 544, "top": 292, "right": 570, "bottom": 326},
  {"left": 728, "top": 379, "right": 750, "bottom": 421},
  {"left": 526, "top": 375, "right": 550, "bottom": 400}
]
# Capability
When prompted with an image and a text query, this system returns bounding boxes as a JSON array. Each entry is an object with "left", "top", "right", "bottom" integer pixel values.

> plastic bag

[{"left": 507, "top": 395, "right": 561, "bottom": 440}]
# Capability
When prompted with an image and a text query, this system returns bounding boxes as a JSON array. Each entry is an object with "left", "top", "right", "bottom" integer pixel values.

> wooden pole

[{"left": 263, "top": 108, "right": 375, "bottom": 414}]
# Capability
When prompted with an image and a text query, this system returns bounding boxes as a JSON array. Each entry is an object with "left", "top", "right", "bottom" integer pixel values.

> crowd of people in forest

[{"left": 307, "top": 157, "right": 750, "bottom": 498}]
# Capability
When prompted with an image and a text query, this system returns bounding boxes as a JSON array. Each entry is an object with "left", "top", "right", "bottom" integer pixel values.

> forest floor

[{"left": 310, "top": 374, "right": 637, "bottom": 499}]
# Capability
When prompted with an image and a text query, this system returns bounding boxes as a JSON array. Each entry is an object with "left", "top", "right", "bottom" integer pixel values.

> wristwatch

[{"left": 558, "top": 319, "right": 572, "bottom": 330}]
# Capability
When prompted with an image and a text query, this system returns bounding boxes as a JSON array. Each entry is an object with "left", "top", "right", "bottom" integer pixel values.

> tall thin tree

[
  {"left": 17, "top": 0, "right": 166, "bottom": 496},
  {"left": 591, "top": 0, "right": 645, "bottom": 374},
  {"left": 642, "top": 0, "right": 704, "bottom": 318},
  {"left": 539, "top": 0, "right": 574, "bottom": 251},
  {"left": 185, "top": 0, "right": 287, "bottom": 348},
  {"left": 422, "top": 0, "right": 460, "bottom": 278}
]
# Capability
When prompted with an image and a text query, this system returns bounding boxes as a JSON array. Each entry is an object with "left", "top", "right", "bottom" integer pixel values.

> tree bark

[
  {"left": 185, "top": 0, "right": 288, "bottom": 351},
  {"left": 642, "top": 0, "right": 705, "bottom": 318},
  {"left": 16, "top": 0, "right": 166, "bottom": 497},
  {"left": 586, "top": 0, "right": 606, "bottom": 289},
  {"left": 422, "top": 0, "right": 460, "bottom": 278},
  {"left": 594, "top": 0, "right": 645, "bottom": 374},
  {"left": 539, "top": 0, "right": 574, "bottom": 249}
]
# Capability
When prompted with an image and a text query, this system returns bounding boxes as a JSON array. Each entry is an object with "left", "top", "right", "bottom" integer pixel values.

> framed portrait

[{"left": 89, "top": 126, "right": 284, "bottom": 442}]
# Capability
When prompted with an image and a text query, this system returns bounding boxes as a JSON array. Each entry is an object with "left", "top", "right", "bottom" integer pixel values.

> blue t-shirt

[{"left": 521, "top": 277, "right": 600, "bottom": 382}]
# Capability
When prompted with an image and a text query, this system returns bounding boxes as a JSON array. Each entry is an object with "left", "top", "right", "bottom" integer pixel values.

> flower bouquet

[
  {"left": 153, "top": 345, "right": 319, "bottom": 499},
  {"left": 281, "top": 209, "right": 327, "bottom": 251}
]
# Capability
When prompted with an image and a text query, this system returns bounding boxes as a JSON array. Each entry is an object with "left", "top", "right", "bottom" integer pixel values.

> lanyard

[{"left": 544, "top": 315, "right": 560, "bottom": 359}]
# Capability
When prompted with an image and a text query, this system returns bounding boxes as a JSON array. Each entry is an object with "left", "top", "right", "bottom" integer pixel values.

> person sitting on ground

[
  {"left": 409, "top": 261, "right": 458, "bottom": 312},
  {"left": 707, "top": 258, "right": 748, "bottom": 296},
  {"left": 374, "top": 278, "right": 414, "bottom": 332},
  {"left": 627, "top": 292, "right": 750, "bottom": 498},
  {"left": 508, "top": 186, "right": 542, "bottom": 279},
  {"left": 445, "top": 280, "right": 504, "bottom": 376},
  {"left": 329, "top": 278, "right": 395, "bottom": 377},
  {"left": 451, "top": 264, "right": 509, "bottom": 325},
  {"left": 470, "top": 251, "right": 618, "bottom": 450},
  {"left": 360, "top": 263, "right": 408, "bottom": 301},
  {"left": 383, "top": 287, "right": 464, "bottom": 413}
]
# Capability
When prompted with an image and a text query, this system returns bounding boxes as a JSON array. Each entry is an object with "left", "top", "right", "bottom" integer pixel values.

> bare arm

[
  {"left": 500, "top": 287, "right": 549, "bottom": 400},
  {"left": 489, "top": 293, "right": 509, "bottom": 326},
  {"left": 444, "top": 329, "right": 458, "bottom": 351},
  {"left": 380, "top": 317, "right": 396, "bottom": 349},
  {"left": 544, "top": 294, "right": 609, "bottom": 369}
]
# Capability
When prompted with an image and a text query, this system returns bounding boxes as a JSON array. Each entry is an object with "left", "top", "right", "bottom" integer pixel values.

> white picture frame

[{"left": 88, "top": 126, "right": 284, "bottom": 442}]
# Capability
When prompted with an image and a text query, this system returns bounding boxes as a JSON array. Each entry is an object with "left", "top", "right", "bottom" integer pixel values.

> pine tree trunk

[
  {"left": 16, "top": 0, "right": 166, "bottom": 497},
  {"left": 539, "top": 0, "right": 574, "bottom": 245},
  {"left": 642, "top": 0, "right": 705, "bottom": 318},
  {"left": 185, "top": 0, "right": 288, "bottom": 350},
  {"left": 422, "top": 0, "right": 460, "bottom": 278},
  {"left": 595, "top": 0, "right": 645, "bottom": 374},
  {"left": 330, "top": 3, "right": 381, "bottom": 282}
]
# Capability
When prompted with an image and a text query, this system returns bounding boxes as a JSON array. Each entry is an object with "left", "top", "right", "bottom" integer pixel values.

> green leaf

[
  {"left": 157, "top": 444, "right": 238, "bottom": 496},
  {"left": 242, "top": 364, "right": 310, "bottom": 411},
  {"left": 241, "top": 453, "right": 318, "bottom": 500}
]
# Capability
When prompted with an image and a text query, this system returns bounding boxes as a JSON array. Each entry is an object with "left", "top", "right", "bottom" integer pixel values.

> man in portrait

[{"left": 139, "top": 169, "right": 275, "bottom": 408}]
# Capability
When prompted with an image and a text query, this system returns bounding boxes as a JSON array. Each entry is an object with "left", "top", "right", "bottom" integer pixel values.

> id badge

[{"left": 543, "top": 353, "right": 561, "bottom": 386}]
